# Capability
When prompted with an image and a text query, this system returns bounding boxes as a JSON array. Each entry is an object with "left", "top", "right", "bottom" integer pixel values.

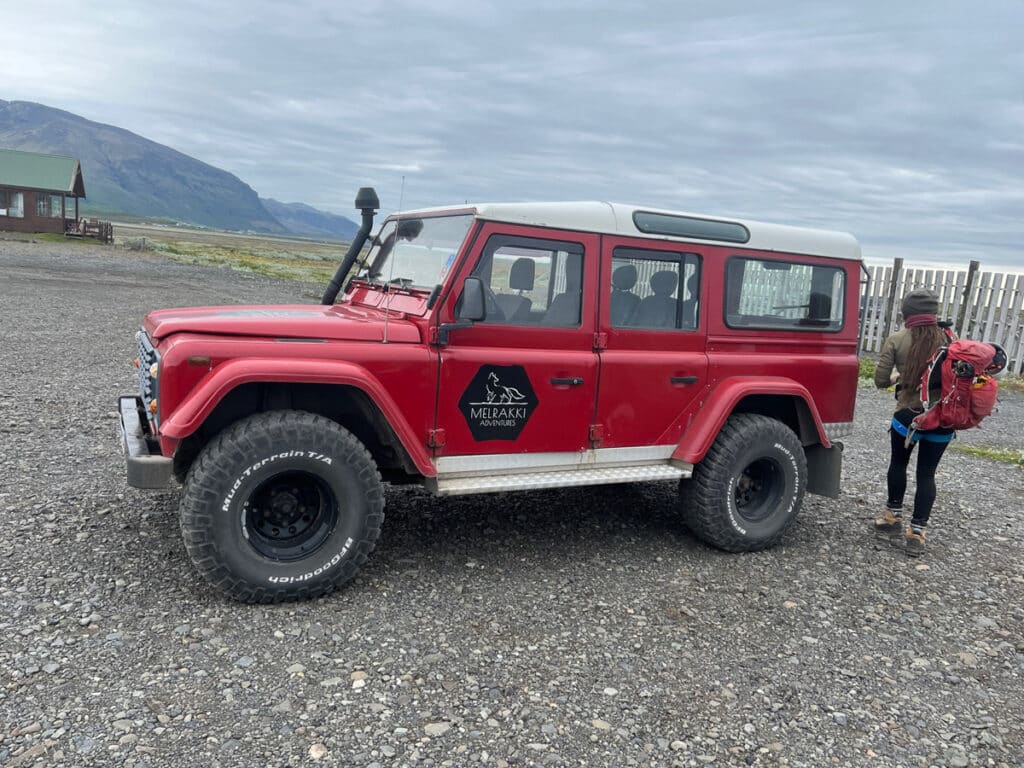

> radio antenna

[{"left": 383, "top": 175, "right": 406, "bottom": 344}]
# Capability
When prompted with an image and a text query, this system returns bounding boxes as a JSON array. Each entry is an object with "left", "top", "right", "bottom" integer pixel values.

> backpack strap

[
  {"left": 901, "top": 415, "right": 955, "bottom": 447},
  {"left": 921, "top": 346, "right": 947, "bottom": 409},
  {"left": 902, "top": 419, "right": 918, "bottom": 449}
]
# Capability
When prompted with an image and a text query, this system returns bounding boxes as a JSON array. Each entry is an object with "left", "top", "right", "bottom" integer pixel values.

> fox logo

[{"left": 486, "top": 371, "right": 526, "bottom": 404}]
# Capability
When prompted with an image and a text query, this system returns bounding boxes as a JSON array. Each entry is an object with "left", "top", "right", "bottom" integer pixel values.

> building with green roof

[{"left": 0, "top": 148, "right": 86, "bottom": 235}]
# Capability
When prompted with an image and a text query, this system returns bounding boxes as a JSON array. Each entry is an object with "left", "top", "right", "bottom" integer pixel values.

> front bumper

[{"left": 118, "top": 394, "right": 173, "bottom": 488}]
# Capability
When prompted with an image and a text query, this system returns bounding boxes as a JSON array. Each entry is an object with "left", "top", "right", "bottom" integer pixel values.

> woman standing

[{"left": 872, "top": 288, "right": 953, "bottom": 556}]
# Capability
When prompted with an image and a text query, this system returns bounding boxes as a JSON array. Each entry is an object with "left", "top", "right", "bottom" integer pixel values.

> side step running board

[{"left": 430, "top": 463, "right": 691, "bottom": 497}]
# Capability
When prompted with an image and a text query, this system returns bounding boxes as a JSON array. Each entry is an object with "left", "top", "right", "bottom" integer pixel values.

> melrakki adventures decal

[{"left": 458, "top": 365, "right": 539, "bottom": 441}]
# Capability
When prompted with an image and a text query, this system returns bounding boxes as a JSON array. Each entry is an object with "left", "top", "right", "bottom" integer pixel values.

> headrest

[
  {"left": 650, "top": 270, "right": 678, "bottom": 297},
  {"left": 562, "top": 256, "right": 583, "bottom": 292},
  {"left": 612, "top": 264, "right": 638, "bottom": 291},
  {"left": 509, "top": 257, "right": 535, "bottom": 291},
  {"left": 686, "top": 272, "right": 699, "bottom": 296}
]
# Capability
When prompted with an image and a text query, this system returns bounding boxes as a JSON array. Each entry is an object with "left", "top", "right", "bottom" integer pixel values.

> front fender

[
  {"left": 671, "top": 376, "right": 829, "bottom": 466},
  {"left": 158, "top": 357, "right": 436, "bottom": 477}
]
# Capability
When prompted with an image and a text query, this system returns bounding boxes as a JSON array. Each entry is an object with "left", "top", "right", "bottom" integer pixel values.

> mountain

[
  {"left": 260, "top": 198, "right": 359, "bottom": 240},
  {"left": 0, "top": 99, "right": 356, "bottom": 239}
]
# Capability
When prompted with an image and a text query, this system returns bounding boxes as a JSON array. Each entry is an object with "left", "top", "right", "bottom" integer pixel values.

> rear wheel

[
  {"left": 680, "top": 414, "right": 806, "bottom": 552},
  {"left": 179, "top": 410, "right": 384, "bottom": 603}
]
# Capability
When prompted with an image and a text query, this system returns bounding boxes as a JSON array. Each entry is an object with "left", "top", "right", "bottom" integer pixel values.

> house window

[
  {"left": 37, "top": 194, "right": 50, "bottom": 217},
  {"left": 0, "top": 190, "right": 24, "bottom": 218},
  {"left": 51, "top": 195, "right": 63, "bottom": 218}
]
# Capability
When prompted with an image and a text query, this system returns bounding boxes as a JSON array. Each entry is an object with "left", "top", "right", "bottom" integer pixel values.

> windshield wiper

[{"left": 347, "top": 273, "right": 388, "bottom": 295}]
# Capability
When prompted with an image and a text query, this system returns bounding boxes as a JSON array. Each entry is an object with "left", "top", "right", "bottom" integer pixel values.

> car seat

[
  {"left": 494, "top": 257, "right": 535, "bottom": 322},
  {"left": 610, "top": 264, "right": 641, "bottom": 326},
  {"left": 632, "top": 270, "right": 679, "bottom": 328},
  {"left": 543, "top": 258, "right": 583, "bottom": 326}
]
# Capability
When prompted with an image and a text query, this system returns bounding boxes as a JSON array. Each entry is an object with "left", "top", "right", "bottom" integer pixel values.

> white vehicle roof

[{"left": 397, "top": 201, "right": 861, "bottom": 262}]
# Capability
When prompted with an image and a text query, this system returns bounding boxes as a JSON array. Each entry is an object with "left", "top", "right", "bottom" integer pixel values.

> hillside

[
  {"left": 260, "top": 198, "right": 358, "bottom": 240},
  {"left": 0, "top": 99, "right": 356, "bottom": 239}
]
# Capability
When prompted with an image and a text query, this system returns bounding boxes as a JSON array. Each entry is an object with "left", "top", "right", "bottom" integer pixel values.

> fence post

[
  {"left": 882, "top": 257, "right": 903, "bottom": 340},
  {"left": 956, "top": 259, "right": 980, "bottom": 337}
]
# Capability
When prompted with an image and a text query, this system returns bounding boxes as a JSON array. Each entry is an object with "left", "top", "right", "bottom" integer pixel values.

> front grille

[{"left": 136, "top": 330, "right": 160, "bottom": 424}]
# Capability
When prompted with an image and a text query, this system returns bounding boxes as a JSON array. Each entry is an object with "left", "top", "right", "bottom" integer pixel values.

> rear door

[
  {"left": 595, "top": 238, "right": 709, "bottom": 447},
  {"left": 435, "top": 223, "right": 601, "bottom": 457}
]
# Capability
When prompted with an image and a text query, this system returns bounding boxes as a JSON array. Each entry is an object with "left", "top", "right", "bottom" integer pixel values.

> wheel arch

[
  {"left": 164, "top": 359, "right": 434, "bottom": 483},
  {"left": 672, "top": 377, "right": 828, "bottom": 466},
  {"left": 172, "top": 381, "right": 423, "bottom": 483}
]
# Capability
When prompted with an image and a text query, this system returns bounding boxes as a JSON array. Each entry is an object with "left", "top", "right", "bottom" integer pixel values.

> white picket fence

[{"left": 860, "top": 260, "right": 1024, "bottom": 375}]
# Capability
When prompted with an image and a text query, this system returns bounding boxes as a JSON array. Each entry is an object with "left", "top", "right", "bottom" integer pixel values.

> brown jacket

[{"left": 874, "top": 327, "right": 938, "bottom": 411}]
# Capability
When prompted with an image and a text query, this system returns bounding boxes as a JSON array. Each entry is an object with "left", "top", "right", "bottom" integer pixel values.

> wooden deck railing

[{"left": 66, "top": 217, "right": 113, "bottom": 244}]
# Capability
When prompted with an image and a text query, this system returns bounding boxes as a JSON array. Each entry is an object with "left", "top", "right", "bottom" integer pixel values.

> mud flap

[{"left": 805, "top": 442, "right": 842, "bottom": 498}]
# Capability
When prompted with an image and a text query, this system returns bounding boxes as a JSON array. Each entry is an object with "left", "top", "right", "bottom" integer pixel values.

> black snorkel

[{"left": 321, "top": 187, "right": 380, "bottom": 305}]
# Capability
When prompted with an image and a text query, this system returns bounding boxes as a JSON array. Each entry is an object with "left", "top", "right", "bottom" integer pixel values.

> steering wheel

[{"left": 481, "top": 283, "right": 506, "bottom": 323}]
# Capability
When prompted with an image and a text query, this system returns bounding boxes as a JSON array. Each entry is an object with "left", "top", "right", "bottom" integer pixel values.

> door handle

[
  {"left": 550, "top": 377, "right": 585, "bottom": 386},
  {"left": 670, "top": 375, "right": 699, "bottom": 385}
]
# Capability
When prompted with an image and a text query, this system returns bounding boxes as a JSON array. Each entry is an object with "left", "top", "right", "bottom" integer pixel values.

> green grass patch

[
  {"left": 26, "top": 233, "right": 98, "bottom": 246},
  {"left": 1000, "top": 375, "right": 1024, "bottom": 393},
  {"left": 133, "top": 237, "right": 338, "bottom": 283},
  {"left": 859, "top": 356, "right": 877, "bottom": 380},
  {"left": 951, "top": 443, "right": 1024, "bottom": 467}
]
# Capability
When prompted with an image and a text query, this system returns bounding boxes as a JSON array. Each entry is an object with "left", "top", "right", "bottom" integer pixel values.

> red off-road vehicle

[{"left": 119, "top": 188, "right": 861, "bottom": 602}]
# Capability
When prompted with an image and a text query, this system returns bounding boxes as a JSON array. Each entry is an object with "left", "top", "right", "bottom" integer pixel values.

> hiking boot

[
  {"left": 874, "top": 508, "right": 904, "bottom": 538},
  {"left": 905, "top": 525, "right": 927, "bottom": 557}
]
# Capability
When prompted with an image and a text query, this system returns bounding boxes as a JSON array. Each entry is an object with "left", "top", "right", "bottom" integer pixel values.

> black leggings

[{"left": 886, "top": 427, "right": 949, "bottom": 524}]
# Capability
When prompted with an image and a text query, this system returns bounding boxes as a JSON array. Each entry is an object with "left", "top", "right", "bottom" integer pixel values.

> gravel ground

[{"left": 1, "top": 238, "right": 1022, "bottom": 768}]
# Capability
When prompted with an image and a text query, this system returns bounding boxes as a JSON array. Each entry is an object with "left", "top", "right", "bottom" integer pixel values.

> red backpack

[{"left": 910, "top": 339, "right": 1004, "bottom": 438}]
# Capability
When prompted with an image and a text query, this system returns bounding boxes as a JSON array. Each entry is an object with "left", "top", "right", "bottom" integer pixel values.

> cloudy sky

[{"left": 3, "top": 1, "right": 1022, "bottom": 267}]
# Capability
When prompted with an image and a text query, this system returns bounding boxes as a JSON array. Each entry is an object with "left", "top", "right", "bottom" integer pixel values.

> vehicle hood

[{"left": 143, "top": 304, "right": 421, "bottom": 343}]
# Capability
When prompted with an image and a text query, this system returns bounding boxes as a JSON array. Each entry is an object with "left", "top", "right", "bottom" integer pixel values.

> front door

[{"left": 435, "top": 224, "right": 600, "bottom": 459}]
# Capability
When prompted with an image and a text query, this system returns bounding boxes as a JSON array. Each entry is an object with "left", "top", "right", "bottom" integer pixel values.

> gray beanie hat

[{"left": 901, "top": 288, "right": 939, "bottom": 317}]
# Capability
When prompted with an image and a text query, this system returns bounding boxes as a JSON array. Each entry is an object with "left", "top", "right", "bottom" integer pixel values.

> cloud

[{"left": 1, "top": 0, "right": 1022, "bottom": 267}]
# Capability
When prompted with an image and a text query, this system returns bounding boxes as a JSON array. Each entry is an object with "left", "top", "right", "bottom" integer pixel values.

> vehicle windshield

[{"left": 353, "top": 214, "right": 474, "bottom": 291}]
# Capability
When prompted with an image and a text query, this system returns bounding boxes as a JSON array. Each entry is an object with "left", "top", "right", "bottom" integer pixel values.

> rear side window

[
  {"left": 725, "top": 257, "right": 845, "bottom": 331},
  {"left": 610, "top": 248, "right": 700, "bottom": 330}
]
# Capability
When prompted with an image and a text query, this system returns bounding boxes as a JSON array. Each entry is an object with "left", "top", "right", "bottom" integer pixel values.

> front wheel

[
  {"left": 179, "top": 411, "right": 384, "bottom": 603},
  {"left": 680, "top": 414, "right": 807, "bottom": 552}
]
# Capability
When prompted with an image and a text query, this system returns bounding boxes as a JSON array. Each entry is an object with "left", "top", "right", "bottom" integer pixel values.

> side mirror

[
  {"left": 437, "top": 277, "right": 486, "bottom": 345},
  {"left": 458, "top": 277, "right": 486, "bottom": 322}
]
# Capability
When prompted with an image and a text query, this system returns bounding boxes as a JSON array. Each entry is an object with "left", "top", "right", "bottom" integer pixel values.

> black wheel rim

[
  {"left": 733, "top": 457, "right": 784, "bottom": 523},
  {"left": 242, "top": 470, "right": 340, "bottom": 561}
]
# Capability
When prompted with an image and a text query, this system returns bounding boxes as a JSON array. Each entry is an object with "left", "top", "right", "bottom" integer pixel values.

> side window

[
  {"left": 471, "top": 235, "right": 585, "bottom": 327},
  {"left": 725, "top": 256, "right": 845, "bottom": 331},
  {"left": 610, "top": 247, "right": 700, "bottom": 330}
]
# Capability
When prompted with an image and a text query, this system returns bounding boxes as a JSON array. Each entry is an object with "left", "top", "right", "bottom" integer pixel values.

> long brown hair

[{"left": 903, "top": 325, "right": 946, "bottom": 392}]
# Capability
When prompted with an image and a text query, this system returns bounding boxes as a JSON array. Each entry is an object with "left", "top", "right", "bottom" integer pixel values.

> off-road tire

[
  {"left": 680, "top": 413, "right": 806, "bottom": 552},
  {"left": 179, "top": 410, "right": 384, "bottom": 603}
]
